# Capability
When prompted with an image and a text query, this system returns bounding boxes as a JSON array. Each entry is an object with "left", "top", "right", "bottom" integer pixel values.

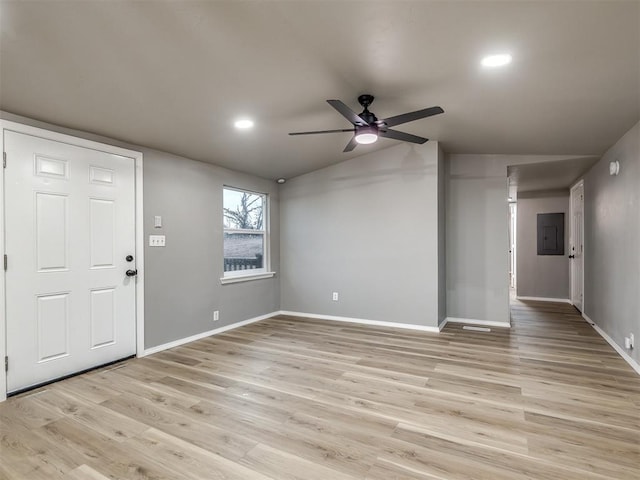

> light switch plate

[
  {"left": 154, "top": 215, "right": 162, "bottom": 228},
  {"left": 149, "top": 235, "right": 166, "bottom": 247}
]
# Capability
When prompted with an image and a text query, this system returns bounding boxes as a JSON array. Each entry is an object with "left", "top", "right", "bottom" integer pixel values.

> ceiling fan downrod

[{"left": 357, "top": 94, "right": 377, "bottom": 124}]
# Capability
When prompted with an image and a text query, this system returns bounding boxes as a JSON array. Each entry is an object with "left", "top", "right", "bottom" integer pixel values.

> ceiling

[
  {"left": 508, "top": 156, "right": 599, "bottom": 194},
  {"left": 1, "top": 1, "right": 638, "bottom": 180}
]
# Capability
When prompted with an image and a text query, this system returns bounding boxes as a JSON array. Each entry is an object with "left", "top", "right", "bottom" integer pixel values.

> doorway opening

[{"left": 506, "top": 159, "right": 594, "bottom": 317}]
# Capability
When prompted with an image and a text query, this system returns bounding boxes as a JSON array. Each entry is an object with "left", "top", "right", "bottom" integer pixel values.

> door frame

[
  {"left": 508, "top": 201, "right": 517, "bottom": 290},
  {"left": 569, "top": 179, "right": 585, "bottom": 311},
  {"left": 0, "top": 120, "right": 145, "bottom": 402}
]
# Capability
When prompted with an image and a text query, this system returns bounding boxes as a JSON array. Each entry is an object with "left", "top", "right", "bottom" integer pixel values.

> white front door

[
  {"left": 4, "top": 130, "right": 137, "bottom": 393},
  {"left": 570, "top": 181, "right": 584, "bottom": 312}
]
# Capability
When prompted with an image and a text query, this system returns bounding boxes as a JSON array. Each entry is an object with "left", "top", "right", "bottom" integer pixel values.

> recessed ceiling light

[
  {"left": 234, "top": 119, "right": 254, "bottom": 129},
  {"left": 481, "top": 53, "right": 512, "bottom": 68}
]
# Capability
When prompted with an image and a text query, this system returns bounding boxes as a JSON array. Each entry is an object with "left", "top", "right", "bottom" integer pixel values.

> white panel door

[
  {"left": 570, "top": 181, "right": 584, "bottom": 312},
  {"left": 4, "top": 131, "right": 137, "bottom": 392}
]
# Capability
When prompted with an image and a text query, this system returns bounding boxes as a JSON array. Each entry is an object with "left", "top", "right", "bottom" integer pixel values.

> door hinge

[
  {"left": 4, "top": 356, "right": 7, "bottom": 373},
  {"left": 2, "top": 152, "right": 5, "bottom": 168},
  {"left": 3, "top": 254, "right": 6, "bottom": 271}
]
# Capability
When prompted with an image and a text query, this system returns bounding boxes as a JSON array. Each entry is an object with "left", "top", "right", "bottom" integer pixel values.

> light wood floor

[{"left": 1, "top": 300, "right": 639, "bottom": 479}]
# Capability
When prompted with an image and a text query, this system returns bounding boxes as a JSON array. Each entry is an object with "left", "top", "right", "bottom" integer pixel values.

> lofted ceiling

[
  {"left": 1, "top": 1, "right": 638, "bottom": 180},
  {"left": 508, "top": 156, "right": 599, "bottom": 194}
]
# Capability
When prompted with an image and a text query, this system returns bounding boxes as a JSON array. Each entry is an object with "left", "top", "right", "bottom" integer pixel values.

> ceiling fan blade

[
  {"left": 343, "top": 136, "right": 358, "bottom": 152},
  {"left": 381, "top": 106, "right": 444, "bottom": 128},
  {"left": 327, "top": 100, "right": 370, "bottom": 126},
  {"left": 289, "top": 128, "right": 354, "bottom": 136},
  {"left": 379, "top": 128, "right": 428, "bottom": 144}
]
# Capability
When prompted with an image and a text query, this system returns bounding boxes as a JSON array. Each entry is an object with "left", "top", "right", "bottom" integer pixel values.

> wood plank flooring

[{"left": 1, "top": 300, "right": 639, "bottom": 479}]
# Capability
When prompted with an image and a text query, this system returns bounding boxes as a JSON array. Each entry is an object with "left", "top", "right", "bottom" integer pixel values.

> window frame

[{"left": 221, "top": 186, "right": 274, "bottom": 283}]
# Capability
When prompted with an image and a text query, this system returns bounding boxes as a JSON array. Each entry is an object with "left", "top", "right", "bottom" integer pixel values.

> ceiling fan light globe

[{"left": 354, "top": 132, "right": 378, "bottom": 144}]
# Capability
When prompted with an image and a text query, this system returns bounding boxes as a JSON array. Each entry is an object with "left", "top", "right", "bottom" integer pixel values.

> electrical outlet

[
  {"left": 149, "top": 235, "right": 166, "bottom": 247},
  {"left": 332, "top": 292, "right": 339, "bottom": 301},
  {"left": 213, "top": 310, "right": 219, "bottom": 322}
]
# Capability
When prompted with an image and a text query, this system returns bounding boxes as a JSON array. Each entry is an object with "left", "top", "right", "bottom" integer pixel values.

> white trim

[
  {"left": 279, "top": 311, "right": 441, "bottom": 333},
  {"left": 135, "top": 155, "right": 145, "bottom": 357},
  {"left": 504, "top": 177, "right": 511, "bottom": 338},
  {"left": 142, "top": 311, "right": 279, "bottom": 356},
  {"left": 508, "top": 202, "right": 517, "bottom": 290},
  {"left": 581, "top": 313, "right": 595, "bottom": 326},
  {"left": 0, "top": 120, "right": 144, "bottom": 402},
  {"left": 569, "top": 179, "right": 585, "bottom": 311},
  {"left": 220, "top": 271, "right": 276, "bottom": 284},
  {"left": 0, "top": 125, "right": 6, "bottom": 402},
  {"left": 445, "top": 317, "right": 511, "bottom": 328},
  {"left": 223, "top": 267, "right": 269, "bottom": 278},
  {"left": 582, "top": 313, "right": 640, "bottom": 376},
  {"left": 516, "top": 296, "right": 572, "bottom": 304},
  {"left": 222, "top": 186, "right": 271, "bottom": 280}
]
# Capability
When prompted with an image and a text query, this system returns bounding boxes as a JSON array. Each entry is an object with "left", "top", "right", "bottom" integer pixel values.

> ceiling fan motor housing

[
  {"left": 357, "top": 94, "right": 375, "bottom": 108},
  {"left": 356, "top": 124, "right": 379, "bottom": 136}
]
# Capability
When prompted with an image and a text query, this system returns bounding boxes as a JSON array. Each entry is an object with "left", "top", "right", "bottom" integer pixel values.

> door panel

[
  {"left": 36, "top": 293, "right": 70, "bottom": 361},
  {"left": 5, "top": 130, "right": 136, "bottom": 392},
  {"left": 36, "top": 192, "right": 69, "bottom": 271},
  {"left": 89, "top": 198, "right": 116, "bottom": 268}
]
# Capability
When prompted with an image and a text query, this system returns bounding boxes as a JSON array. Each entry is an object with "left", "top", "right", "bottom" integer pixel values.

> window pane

[
  {"left": 223, "top": 233, "right": 264, "bottom": 272},
  {"left": 223, "top": 189, "right": 264, "bottom": 230}
]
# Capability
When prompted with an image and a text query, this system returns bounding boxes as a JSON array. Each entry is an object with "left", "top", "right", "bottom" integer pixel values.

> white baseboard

[
  {"left": 445, "top": 317, "right": 511, "bottom": 328},
  {"left": 141, "top": 311, "right": 279, "bottom": 356},
  {"left": 516, "top": 296, "right": 572, "bottom": 304},
  {"left": 582, "top": 313, "right": 596, "bottom": 327},
  {"left": 582, "top": 313, "right": 640, "bottom": 376},
  {"left": 278, "top": 311, "right": 441, "bottom": 333}
]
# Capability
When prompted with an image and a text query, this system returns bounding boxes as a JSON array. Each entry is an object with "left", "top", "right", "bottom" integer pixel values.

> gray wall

[
  {"left": 280, "top": 142, "right": 443, "bottom": 328},
  {"left": 516, "top": 192, "right": 570, "bottom": 299},
  {"left": 446, "top": 155, "right": 509, "bottom": 323},
  {"left": 583, "top": 121, "right": 639, "bottom": 364},
  {"left": 143, "top": 152, "right": 280, "bottom": 348},
  {"left": 1, "top": 111, "right": 280, "bottom": 349},
  {"left": 437, "top": 144, "right": 447, "bottom": 325}
]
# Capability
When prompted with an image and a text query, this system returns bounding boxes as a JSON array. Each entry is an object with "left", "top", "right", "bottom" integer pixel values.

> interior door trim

[
  {"left": 0, "top": 119, "right": 145, "bottom": 402},
  {"left": 569, "top": 179, "right": 585, "bottom": 312}
]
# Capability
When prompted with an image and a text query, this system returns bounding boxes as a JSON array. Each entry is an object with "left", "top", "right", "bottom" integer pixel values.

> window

[{"left": 222, "top": 187, "right": 272, "bottom": 282}]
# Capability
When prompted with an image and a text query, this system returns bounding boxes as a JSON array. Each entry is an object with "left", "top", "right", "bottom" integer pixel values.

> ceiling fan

[{"left": 289, "top": 94, "right": 444, "bottom": 152}]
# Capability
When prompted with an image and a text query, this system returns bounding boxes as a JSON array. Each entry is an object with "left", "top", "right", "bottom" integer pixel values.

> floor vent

[{"left": 463, "top": 326, "right": 491, "bottom": 332}]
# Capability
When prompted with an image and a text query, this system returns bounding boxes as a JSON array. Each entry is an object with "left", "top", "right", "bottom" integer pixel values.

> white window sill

[{"left": 220, "top": 272, "right": 276, "bottom": 285}]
